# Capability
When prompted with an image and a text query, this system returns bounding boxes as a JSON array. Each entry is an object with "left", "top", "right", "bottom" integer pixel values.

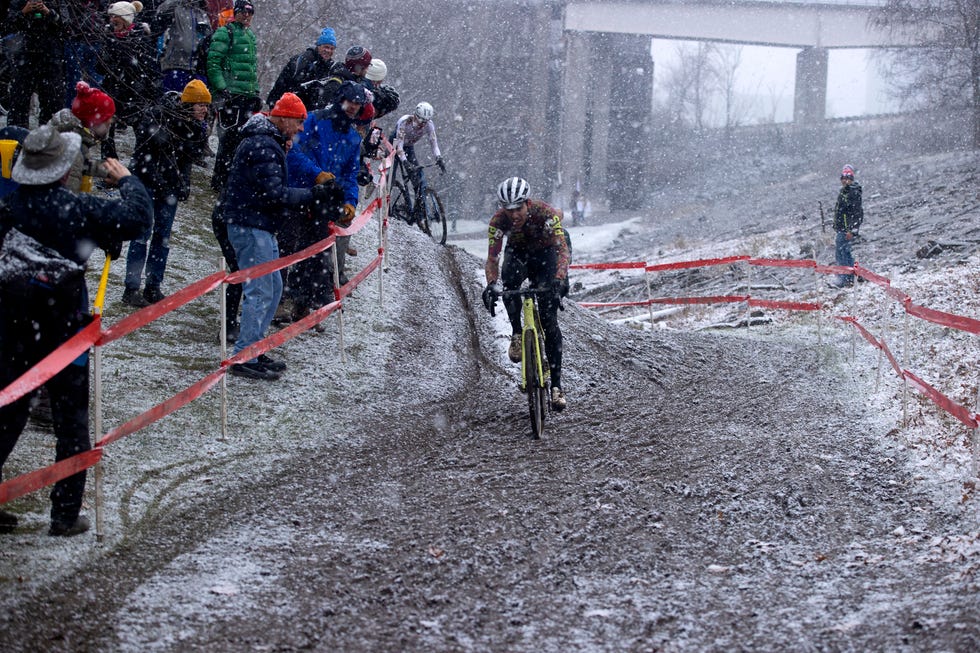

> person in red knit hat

[{"left": 46, "top": 81, "right": 117, "bottom": 194}]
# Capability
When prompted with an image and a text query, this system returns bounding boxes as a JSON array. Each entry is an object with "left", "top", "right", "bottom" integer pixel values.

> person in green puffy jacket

[{"left": 207, "top": 0, "right": 260, "bottom": 191}]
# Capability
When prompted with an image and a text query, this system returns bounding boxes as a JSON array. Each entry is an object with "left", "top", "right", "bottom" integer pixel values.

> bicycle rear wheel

[
  {"left": 421, "top": 188, "right": 447, "bottom": 245},
  {"left": 389, "top": 181, "right": 412, "bottom": 223},
  {"left": 524, "top": 336, "right": 546, "bottom": 438}
]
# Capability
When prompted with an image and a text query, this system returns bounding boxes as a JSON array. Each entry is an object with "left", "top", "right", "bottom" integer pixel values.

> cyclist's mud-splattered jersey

[{"left": 486, "top": 199, "right": 570, "bottom": 282}]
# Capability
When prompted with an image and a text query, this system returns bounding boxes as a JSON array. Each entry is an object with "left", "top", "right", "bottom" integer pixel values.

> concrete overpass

[{"left": 557, "top": 1, "right": 918, "bottom": 209}]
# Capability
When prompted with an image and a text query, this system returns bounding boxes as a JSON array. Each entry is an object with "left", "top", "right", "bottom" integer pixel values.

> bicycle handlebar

[{"left": 488, "top": 286, "right": 564, "bottom": 316}]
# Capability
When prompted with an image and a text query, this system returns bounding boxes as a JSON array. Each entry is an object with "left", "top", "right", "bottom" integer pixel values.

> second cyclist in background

[
  {"left": 392, "top": 101, "right": 446, "bottom": 195},
  {"left": 482, "top": 177, "right": 571, "bottom": 411}
]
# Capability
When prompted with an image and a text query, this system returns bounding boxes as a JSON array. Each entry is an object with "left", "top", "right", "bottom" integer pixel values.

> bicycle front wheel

[
  {"left": 524, "top": 336, "right": 546, "bottom": 438},
  {"left": 421, "top": 188, "right": 447, "bottom": 245},
  {"left": 389, "top": 181, "right": 412, "bottom": 223}
]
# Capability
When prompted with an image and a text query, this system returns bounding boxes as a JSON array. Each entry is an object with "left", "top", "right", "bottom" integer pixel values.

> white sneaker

[
  {"left": 551, "top": 387, "right": 567, "bottom": 411},
  {"left": 508, "top": 334, "right": 522, "bottom": 363}
]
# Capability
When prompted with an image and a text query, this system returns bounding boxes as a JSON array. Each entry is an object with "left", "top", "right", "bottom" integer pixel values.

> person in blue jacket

[{"left": 282, "top": 80, "right": 363, "bottom": 321}]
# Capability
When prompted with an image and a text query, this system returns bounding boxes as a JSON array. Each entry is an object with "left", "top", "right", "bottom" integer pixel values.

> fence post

[
  {"left": 812, "top": 245, "right": 822, "bottom": 347},
  {"left": 973, "top": 386, "right": 979, "bottom": 479},
  {"left": 93, "top": 341, "right": 104, "bottom": 542},
  {"left": 744, "top": 261, "right": 752, "bottom": 329},
  {"left": 218, "top": 257, "right": 228, "bottom": 442},
  {"left": 644, "top": 266, "right": 653, "bottom": 326},
  {"left": 902, "top": 312, "right": 910, "bottom": 428},
  {"left": 331, "top": 244, "right": 347, "bottom": 364},
  {"left": 378, "top": 186, "right": 386, "bottom": 307}
]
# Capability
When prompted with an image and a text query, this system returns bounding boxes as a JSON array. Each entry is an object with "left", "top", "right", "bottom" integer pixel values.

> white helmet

[
  {"left": 365, "top": 59, "right": 387, "bottom": 82},
  {"left": 414, "top": 101, "right": 434, "bottom": 121},
  {"left": 497, "top": 177, "right": 530, "bottom": 209}
]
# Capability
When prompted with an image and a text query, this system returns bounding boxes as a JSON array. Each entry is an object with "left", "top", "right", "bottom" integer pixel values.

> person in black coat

[
  {"left": 830, "top": 163, "right": 864, "bottom": 288},
  {"left": 122, "top": 80, "right": 209, "bottom": 306},
  {"left": 5, "top": 0, "right": 67, "bottom": 127},
  {"left": 0, "top": 125, "right": 152, "bottom": 537},
  {"left": 266, "top": 26, "right": 346, "bottom": 111},
  {"left": 97, "top": 1, "right": 162, "bottom": 159}
]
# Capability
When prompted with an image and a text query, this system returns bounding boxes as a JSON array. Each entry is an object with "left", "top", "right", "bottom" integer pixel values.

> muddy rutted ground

[{"left": 1, "top": 236, "right": 978, "bottom": 651}]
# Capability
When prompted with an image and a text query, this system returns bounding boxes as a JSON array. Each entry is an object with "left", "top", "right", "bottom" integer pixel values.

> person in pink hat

[{"left": 829, "top": 164, "right": 864, "bottom": 288}]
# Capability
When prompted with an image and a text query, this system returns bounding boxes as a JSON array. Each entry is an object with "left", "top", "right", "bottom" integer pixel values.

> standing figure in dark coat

[
  {"left": 122, "top": 79, "right": 210, "bottom": 306},
  {"left": 0, "top": 125, "right": 152, "bottom": 537},
  {"left": 5, "top": 0, "right": 67, "bottom": 127},
  {"left": 97, "top": 0, "right": 162, "bottom": 159}
]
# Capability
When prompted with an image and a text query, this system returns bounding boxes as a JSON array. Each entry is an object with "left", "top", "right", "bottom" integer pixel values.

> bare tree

[
  {"left": 872, "top": 0, "right": 980, "bottom": 147},
  {"left": 713, "top": 45, "right": 745, "bottom": 130},
  {"left": 660, "top": 42, "right": 719, "bottom": 130}
]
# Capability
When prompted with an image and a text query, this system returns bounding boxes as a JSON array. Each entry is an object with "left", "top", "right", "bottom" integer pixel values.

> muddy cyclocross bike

[
  {"left": 489, "top": 285, "right": 560, "bottom": 438},
  {"left": 388, "top": 161, "right": 447, "bottom": 245}
]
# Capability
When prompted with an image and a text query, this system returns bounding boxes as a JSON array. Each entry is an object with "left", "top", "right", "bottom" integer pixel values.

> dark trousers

[
  {"left": 8, "top": 56, "right": 64, "bottom": 128},
  {"left": 0, "top": 286, "right": 91, "bottom": 524},
  {"left": 211, "top": 205, "right": 242, "bottom": 331},
  {"left": 211, "top": 96, "right": 260, "bottom": 192},
  {"left": 501, "top": 247, "right": 563, "bottom": 389},
  {"left": 278, "top": 208, "right": 335, "bottom": 310}
]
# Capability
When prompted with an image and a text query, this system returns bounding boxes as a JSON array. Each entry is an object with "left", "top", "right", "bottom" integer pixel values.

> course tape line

[
  {"left": 836, "top": 315, "right": 977, "bottom": 428},
  {"left": 0, "top": 318, "right": 102, "bottom": 408},
  {"left": 0, "top": 449, "right": 102, "bottom": 505},
  {"left": 97, "top": 369, "right": 227, "bottom": 447},
  {"left": 99, "top": 271, "right": 227, "bottom": 346},
  {"left": 569, "top": 261, "right": 647, "bottom": 271},
  {"left": 904, "top": 370, "right": 979, "bottom": 429}
]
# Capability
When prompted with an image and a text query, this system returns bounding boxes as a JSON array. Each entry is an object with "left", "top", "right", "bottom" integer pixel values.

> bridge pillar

[
  {"left": 558, "top": 30, "right": 591, "bottom": 208},
  {"left": 559, "top": 31, "right": 653, "bottom": 212},
  {"left": 794, "top": 47, "right": 828, "bottom": 124}
]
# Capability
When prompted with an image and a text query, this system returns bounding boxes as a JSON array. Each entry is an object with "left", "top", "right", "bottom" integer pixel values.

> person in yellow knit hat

[{"left": 122, "top": 79, "right": 211, "bottom": 307}]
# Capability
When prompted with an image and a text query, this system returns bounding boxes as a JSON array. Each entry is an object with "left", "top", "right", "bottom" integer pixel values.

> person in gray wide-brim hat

[{"left": 11, "top": 125, "right": 82, "bottom": 186}]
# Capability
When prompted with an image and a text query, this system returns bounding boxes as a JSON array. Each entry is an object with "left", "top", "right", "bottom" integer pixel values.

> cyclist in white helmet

[
  {"left": 392, "top": 101, "right": 445, "bottom": 195},
  {"left": 482, "top": 177, "right": 571, "bottom": 411}
]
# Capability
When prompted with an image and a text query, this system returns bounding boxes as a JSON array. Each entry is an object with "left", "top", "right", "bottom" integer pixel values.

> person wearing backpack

[
  {"left": 154, "top": 0, "right": 212, "bottom": 93},
  {"left": 266, "top": 26, "right": 346, "bottom": 111},
  {"left": 0, "top": 125, "right": 152, "bottom": 537},
  {"left": 206, "top": 0, "right": 259, "bottom": 192}
]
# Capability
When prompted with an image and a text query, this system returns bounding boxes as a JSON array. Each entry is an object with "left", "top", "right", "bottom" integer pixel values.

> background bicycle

[{"left": 388, "top": 160, "right": 447, "bottom": 245}]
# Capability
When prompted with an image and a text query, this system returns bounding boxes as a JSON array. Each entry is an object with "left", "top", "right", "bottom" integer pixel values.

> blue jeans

[
  {"left": 227, "top": 225, "right": 282, "bottom": 362},
  {"left": 125, "top": 196, "right": 178, "bottom": 291},
  {"left": 835, "top": 231, "right": 855, "bottom": 284}
]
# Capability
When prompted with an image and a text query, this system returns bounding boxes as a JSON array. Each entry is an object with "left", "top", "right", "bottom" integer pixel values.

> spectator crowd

[{"left": 0, "top": 0, "right": 453, "bottom": 536}]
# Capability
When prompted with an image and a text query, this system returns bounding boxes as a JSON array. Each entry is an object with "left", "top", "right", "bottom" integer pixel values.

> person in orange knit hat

[
  {"left": 215, "top": 92, "right": 335, "bottom": 380},
  {"left": 121, "top": 79, "right": 212, "bottom": 307}
]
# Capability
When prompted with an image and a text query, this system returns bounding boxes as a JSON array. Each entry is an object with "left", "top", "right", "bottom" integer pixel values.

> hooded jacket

[
  {"left": 130, "top": 92, "right": 208, "bottom": 201},
  {"left": 833, "top": 181, "right": 863, "bottom": 233},
  {"left": 287, "top": 103, "right": 361, "bottom": 207},
  {"left": 222, "top": 113, "right": 313, "bottom": 233}
]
